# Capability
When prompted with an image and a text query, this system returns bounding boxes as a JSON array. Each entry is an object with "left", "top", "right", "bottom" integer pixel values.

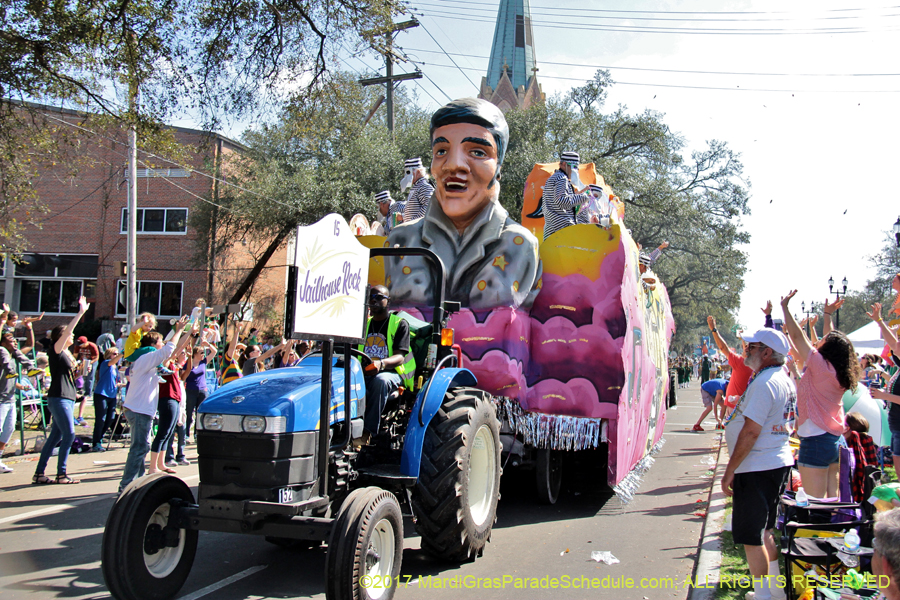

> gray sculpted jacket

[{"left": 386, "top": 194, "right": 542, "bottom": 310}]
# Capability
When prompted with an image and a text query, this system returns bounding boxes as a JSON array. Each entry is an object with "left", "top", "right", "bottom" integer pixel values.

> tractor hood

[{"left": 198, "top": 356, "right": 365, "bottom": 433}]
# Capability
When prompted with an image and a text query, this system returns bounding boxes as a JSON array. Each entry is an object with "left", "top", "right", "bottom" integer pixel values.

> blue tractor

[{"left": 100, "top": 247, "right": 502, "bottom": 600}]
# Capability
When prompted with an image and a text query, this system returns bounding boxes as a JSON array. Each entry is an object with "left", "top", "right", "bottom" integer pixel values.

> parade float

[{"left": 358, "top": 161, "right": 675, "bottom": 501}]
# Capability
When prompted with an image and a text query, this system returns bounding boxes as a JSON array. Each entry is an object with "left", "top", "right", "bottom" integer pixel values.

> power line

[
  {"left": 415, "top": 9, "right": 900, "bottom": 35},
  {"left": 136, "top": 158, "right": 247, "bottom": 216},
  {"left": 419, "top": 69, "right": 453, "bottom": 101},
  {"left": 417, "top": 60, "right": 900, "bottom": 92},
  {"left": 37, "top": 172, "right": 118, "bottom": 223},
  {"left": 414, "top": 0, "right": 900, "bottom": 23},
  {"left": 36, "top": 110, "right": 269, "bottom": 202},
  {"left": 34, "top": 110, "right": 317, "bottom": 215},
  {"left": 411, "top": 76, "right": 445, "bottom": 105},
  {"left": 415, "top": 20, "right": 481, "bottom": 91},
  {"left": 415, "top": 13, "right": 483, "bottom": 74},
  {"left": 421, "top": 0, "right": 900, "bottom": 17},
  {"left": 402, "top": 46, "right": 900, "bottom": 78}
]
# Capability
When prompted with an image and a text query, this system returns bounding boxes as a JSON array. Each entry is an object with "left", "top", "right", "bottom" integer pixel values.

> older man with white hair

[
  {"left": 869, "top": 509, "right": 900, "bottom": 600},
  {"left": 722, "top": 327, "right": 795, "bottom": 600},
  {"left": 374, "top": 190, "right": 404, "bottom": 235}
]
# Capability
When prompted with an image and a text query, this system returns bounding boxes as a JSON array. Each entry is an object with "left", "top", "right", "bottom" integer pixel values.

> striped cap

[
  {"left": 639, "top": 253, "right": 652, "bottom": 266},
  {"left": 375, "top": 190, "right": 393, "bottom": 204},
  {"left": 404, "top": 158, "right": 424, "bottom": 169},
  {"left": 588, "top": 184, "right": 604, "bottom": 195},
  {"left": 560, "top": 151, "right": 580, "bottom": 163}
]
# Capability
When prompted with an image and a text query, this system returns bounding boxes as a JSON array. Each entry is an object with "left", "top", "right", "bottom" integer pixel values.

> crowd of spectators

[
  {"left": 0, "top": 291, "right": 316, "bottom": 487},
  {"left": 698, "top": 281, "right": 900, "bottom": 600}
]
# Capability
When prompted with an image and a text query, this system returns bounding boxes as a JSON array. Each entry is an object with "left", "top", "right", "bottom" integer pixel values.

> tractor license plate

[{"left": 277, "top": 488, "right": 294, "bottom": 503}]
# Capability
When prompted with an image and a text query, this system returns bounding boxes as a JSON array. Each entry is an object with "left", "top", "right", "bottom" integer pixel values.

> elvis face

[{"left": 431, "top": 122, "right": 499, "bottom": 233}]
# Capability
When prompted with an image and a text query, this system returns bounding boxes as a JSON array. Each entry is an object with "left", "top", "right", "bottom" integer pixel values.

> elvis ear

[{"left": 495, "top": 166, "right": 502, "bottom": 181}]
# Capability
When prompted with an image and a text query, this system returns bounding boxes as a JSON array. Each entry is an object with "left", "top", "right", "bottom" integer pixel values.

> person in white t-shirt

[
  {"left": 722, "top": 327, "right": 795, "bottom": 600},
  {"left": 117, "top": 315, "right": 190, "bottom": 494}
]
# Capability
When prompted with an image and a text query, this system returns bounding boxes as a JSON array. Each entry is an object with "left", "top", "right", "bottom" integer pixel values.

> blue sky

[
  {"left": 371, "top": 0, "right": 900, "bottom": 332},
  {"left": 203, "top": 0, "right": 900, "bottom": 332}
]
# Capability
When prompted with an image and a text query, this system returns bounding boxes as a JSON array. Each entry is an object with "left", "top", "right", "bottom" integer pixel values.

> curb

[{"left": 689, "top": 432, "right": 728, "bottom": 600}]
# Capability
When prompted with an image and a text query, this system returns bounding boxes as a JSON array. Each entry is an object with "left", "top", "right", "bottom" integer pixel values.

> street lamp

[
  {"left": 827, "top": 276, "right": 848, "bottom": 330},
  {"left": 800, "top": 301, "right": 814, "bottom": 338},
  {"left": 893, "top": 217, "right": 900, "bottom": 248}
]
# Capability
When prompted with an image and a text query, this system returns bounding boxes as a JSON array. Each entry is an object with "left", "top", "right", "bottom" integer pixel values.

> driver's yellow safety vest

[{"left": 358, "top": 313, "right": 416, "bottom": 391}]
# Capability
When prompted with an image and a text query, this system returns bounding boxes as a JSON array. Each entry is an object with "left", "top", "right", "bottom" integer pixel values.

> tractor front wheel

[
  {"left": 325, "top": 487, "right": 403, "bottom": 600},
  {"left": 101, "top": 474, "right": 198, "bottom": 600}
]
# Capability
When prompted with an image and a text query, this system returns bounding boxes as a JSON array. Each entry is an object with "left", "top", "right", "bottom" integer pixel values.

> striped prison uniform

[
  {"left": 542, "top": 170, "right": 591, "bottom": 240},
  {"left": 403, "top": 178, "right": 434, "bottom": 222},
  {"left": 381, "top": 201, "right": 405, "bottom": 235}
]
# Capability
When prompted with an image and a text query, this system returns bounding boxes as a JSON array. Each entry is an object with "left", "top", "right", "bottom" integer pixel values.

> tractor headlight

[
  {"left": 242, "top": 415, "right": 266, "bottom": 434},
  {"left": 266, "top": 416, "right": 287, "bottom": 434},
  {"left": 202, "top": 414, "right": 224, "bottom": 431}
]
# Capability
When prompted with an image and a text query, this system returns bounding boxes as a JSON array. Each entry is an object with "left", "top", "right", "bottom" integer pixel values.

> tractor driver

[{"left": 359, "top": 285, "right": 415, "bottom": 439}]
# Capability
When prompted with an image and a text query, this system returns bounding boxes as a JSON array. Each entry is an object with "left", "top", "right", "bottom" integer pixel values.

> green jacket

[{"left": 359, "top": 313, "right": 416, "bottom": 391}]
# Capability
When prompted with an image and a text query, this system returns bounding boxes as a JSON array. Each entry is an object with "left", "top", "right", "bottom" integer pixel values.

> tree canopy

[
  {"left": 202, "top": 70, "right": 751, "bottom": 347},
  {"left": 0, "top": 0, "right": 403, "bottom": 252},
  {"left": 501, "top": 71, "right": 751, "bottom": 346},
  {"left": 189, "top": 72, "right": 431, "bottom": 306}
]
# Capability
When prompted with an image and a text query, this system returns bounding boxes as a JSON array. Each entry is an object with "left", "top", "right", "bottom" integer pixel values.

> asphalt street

[{"left": 0, "top": 379, "right": 725, "bottom": 600}]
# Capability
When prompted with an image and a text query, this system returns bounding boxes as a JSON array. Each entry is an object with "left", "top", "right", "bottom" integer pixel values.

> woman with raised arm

[
  {"left": 865, "top": 302, "right": 900, "bottom": 469},
  {"left": 32, "top": 297, "right": 90, "bottom": 484},
  {"left": 781, "top": 290, "right": 859, "bottom": 498}
]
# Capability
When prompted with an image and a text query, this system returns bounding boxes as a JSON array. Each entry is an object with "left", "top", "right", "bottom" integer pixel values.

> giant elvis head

[{"left": 429, "top": 98, "right": 509, "bottom": 233}]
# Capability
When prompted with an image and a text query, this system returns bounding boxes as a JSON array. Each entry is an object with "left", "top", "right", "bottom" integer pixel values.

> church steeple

[{"left": 478, "top": 0, "right": 544, "bottom": 112}]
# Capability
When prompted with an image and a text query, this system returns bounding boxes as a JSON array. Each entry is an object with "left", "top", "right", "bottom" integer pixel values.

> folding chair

[
  {"left": 16, "top": 371, "right": 47, "bottom": 454},
  {"left": 780, "top": 509, "right": 873, "bottom": 600},
  {"left": 779, "top": 446, "right": 882, "bottom": 600},
  {"left": 105, "top": 388, "right": 130, "bottom": 450}
]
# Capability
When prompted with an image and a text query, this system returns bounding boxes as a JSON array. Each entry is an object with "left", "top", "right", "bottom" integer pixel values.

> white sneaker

[
  {"left": 0, "top": 461, "right": 13, "bottom": 473},
  {"left": 745, "top": 587, "right": 772, "bottom": 600}
]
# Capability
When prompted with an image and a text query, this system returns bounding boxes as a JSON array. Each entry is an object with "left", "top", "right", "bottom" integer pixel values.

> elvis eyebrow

[
  {"left": 432, "top": 137, "right": 448, "bottom": 146},
  {"left": 462, "top": 137, "right": 492, "bottom": 148}
]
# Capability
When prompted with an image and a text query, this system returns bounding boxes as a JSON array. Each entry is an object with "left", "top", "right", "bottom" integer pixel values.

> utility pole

[
  {"left": 126, "top": 47, "right": 139, "bottom": 329},
  {"left": 359, "top": 19, "right": 423, "bottom": 133}
]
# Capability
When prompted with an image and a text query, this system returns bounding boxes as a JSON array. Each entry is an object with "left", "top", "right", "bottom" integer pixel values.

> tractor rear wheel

[
  {"left": 535, "top": 448, "right": 563, "bottom": 505},
  {"left": 412, "top": 387, "right": 501, "bottom": 561}
]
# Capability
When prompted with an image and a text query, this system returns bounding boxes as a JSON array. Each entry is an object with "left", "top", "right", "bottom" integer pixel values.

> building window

[
  {"left": 116, "top": 281, "right": 183, "bottom": 317},
  {"left": 120, "top": 208, "right": 188, "bottom": 234},
  {"left": 15, "top": 254, "right": 98, "bottom": 278},
  {"left": 19, "top": 279, "right": 95, "bottom": 314}
]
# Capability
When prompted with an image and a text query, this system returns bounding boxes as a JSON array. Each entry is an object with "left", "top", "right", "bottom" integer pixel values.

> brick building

[{"left": 1, "top": 103, "right": 290, "bottom": 339}]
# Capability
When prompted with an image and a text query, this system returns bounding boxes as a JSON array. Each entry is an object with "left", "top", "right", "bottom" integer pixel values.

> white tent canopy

[{"left": 846, "top": 320, "right": 887, "bottom": 353}]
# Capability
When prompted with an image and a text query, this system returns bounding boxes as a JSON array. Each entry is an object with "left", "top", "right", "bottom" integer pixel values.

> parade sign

[{"left": 292, "top": 214, "right": 369, "bottom": 342}]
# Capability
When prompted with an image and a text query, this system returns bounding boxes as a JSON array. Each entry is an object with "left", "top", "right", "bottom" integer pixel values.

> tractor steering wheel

[{"left": 299, "top": 347, "right": 373, "bottom": 370}]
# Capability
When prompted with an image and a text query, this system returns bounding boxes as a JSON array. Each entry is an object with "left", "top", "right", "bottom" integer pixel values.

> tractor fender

[{"left": 400, "top": 368, "right": 477, "bottom": 478}]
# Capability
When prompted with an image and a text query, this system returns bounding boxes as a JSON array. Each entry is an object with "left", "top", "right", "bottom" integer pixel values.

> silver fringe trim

[
  {"left": 494, "top": 396, "right": 606, "bottom": 451},
  {"left": 612, "top": 438, "right": 666, "bottom": 504}
]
